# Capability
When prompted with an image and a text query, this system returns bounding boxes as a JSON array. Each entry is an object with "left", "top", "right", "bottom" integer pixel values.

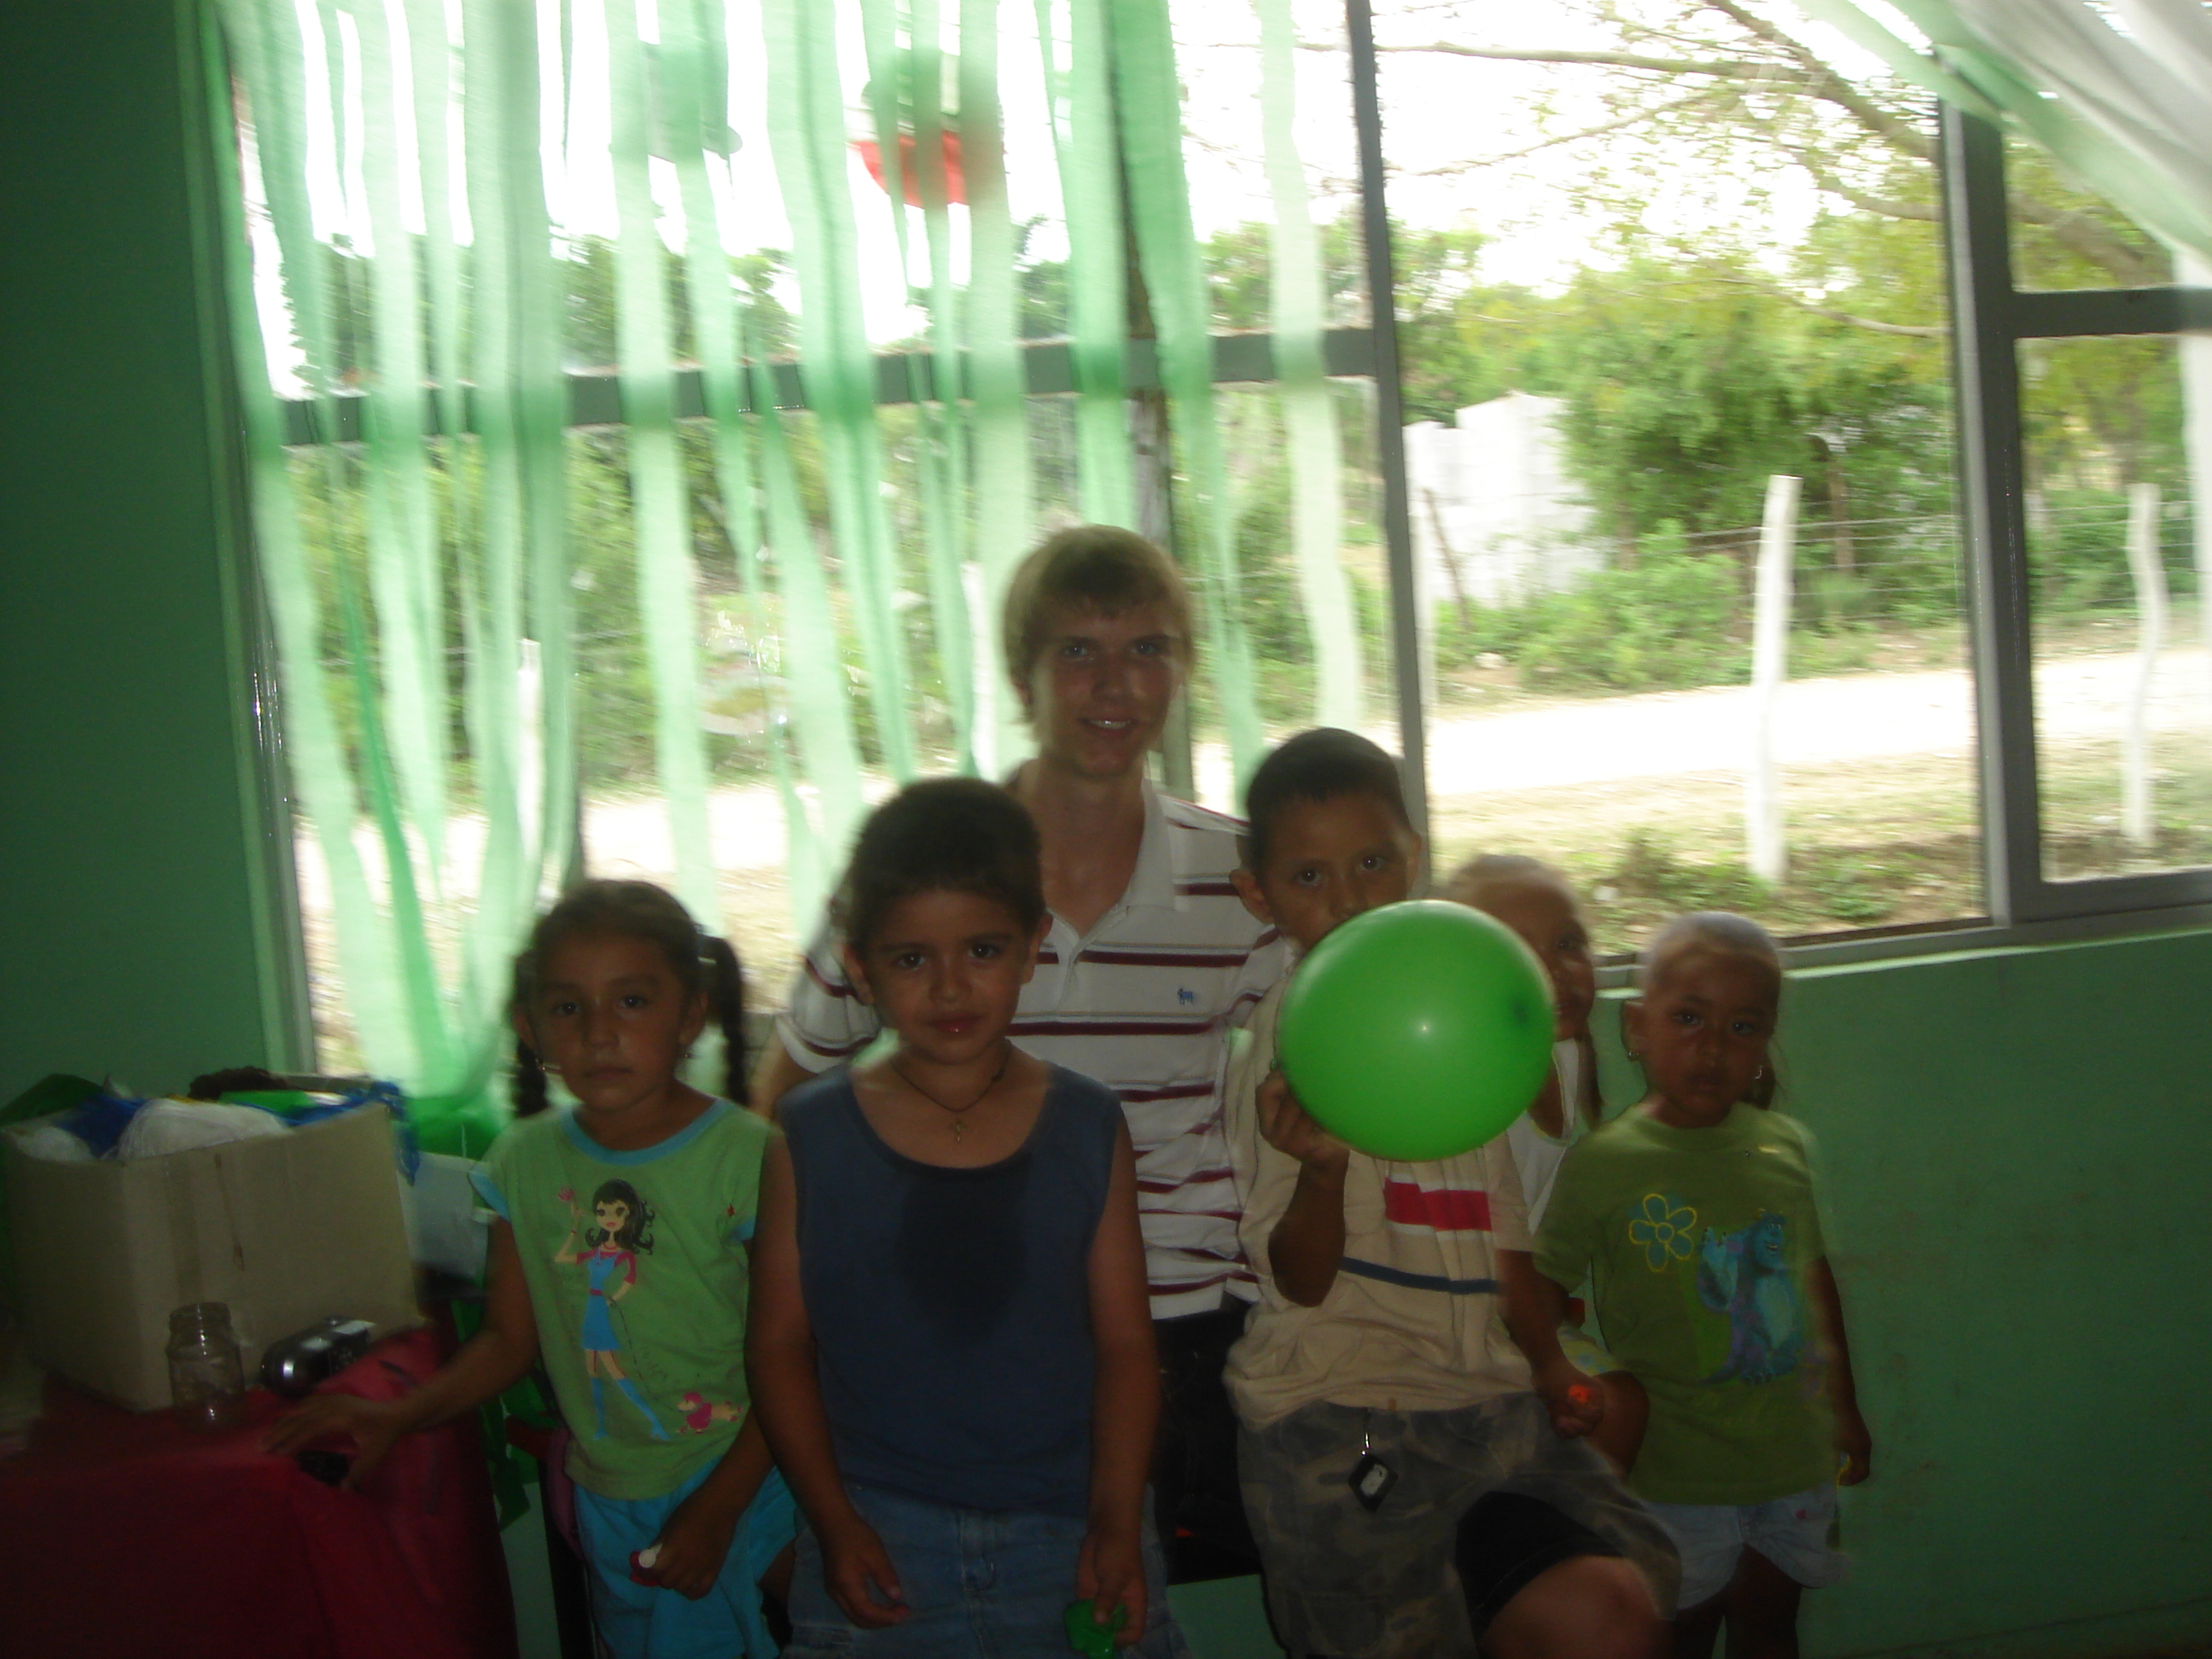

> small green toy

[{"left": 1063, "top": 1598, "right": 1127, "bottom": 1656}]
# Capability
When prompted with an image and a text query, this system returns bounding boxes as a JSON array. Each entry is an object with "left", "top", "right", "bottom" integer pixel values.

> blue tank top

[{"left": 782, "top": 1063, "right": 1121, "bottom": 1516}]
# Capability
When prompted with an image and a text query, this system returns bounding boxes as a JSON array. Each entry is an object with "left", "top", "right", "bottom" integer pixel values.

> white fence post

[
  {"left": 1745, "top": 475, "right": 1800, "bottom": 886},
  {"left": 964, "top": 562, "right": 1000, "bottom": 780},
  {"left": 2175, "top": 251, "right": 2212, "bottom": 755},
  {"left": 2122, "top": 480, "right": 2168, "bottom": 849}
]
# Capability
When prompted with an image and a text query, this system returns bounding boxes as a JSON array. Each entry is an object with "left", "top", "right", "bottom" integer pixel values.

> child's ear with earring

[{"left": 1746, "top": 1045, "right": 1778, "bottom": 1109}]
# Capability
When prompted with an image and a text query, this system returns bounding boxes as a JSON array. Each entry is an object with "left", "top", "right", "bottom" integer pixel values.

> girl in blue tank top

[{"left": 748, "top": 778, "right": 1184, "bottom": 1656}]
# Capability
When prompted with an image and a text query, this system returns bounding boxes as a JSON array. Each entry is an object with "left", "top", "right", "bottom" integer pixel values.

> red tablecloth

[{"left": 0, "top": 1326, "right": 517, "bottom": 1659}]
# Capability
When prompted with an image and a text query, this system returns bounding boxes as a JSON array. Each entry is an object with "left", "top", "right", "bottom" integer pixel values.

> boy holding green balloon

[{"left": 1222, "top": 730, "right": 1676, "bottom": 1659}]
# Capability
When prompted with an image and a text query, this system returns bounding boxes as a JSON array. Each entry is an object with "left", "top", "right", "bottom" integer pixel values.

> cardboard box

[{"left": 3, "top": 1103, "right": 420, "bottom": 1411}]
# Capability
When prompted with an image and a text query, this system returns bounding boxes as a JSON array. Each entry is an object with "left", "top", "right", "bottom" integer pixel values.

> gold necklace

[{"left": 889, "top": 1050, "right": 1010, "bottom": 1142}]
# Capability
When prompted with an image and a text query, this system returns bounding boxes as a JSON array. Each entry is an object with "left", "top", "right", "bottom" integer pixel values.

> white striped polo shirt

[{"left": 774, "top": 784, "right": 1291, "bottom": 1319}]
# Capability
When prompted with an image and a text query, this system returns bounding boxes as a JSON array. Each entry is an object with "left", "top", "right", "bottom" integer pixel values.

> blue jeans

[{"left": 783, "top": 1483, "right": 1189, "bottom": 1657}]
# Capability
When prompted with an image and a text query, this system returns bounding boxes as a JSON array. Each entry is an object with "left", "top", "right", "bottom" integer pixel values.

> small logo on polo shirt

[{"left": 1178, "top": 987, "right": 1196, "bottom": 1004}]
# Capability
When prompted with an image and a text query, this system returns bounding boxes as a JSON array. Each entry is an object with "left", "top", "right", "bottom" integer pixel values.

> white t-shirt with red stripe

[
  {"left": 1222, "top": 979, "right": 1534, "bottom": 1428},
  {"left": 774, "top": 784, "right": 1290, "bottom": 1320}
]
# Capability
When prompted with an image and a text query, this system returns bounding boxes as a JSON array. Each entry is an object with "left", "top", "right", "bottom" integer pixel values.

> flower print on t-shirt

[{"left": 1627, "top": 1192, "right": 1698, "bottom": 1269}]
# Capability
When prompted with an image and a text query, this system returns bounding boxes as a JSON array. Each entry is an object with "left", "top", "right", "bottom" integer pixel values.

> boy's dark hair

[
  {"left": 1000, "top": 524, "right": 1192, "bottom": 691},
  {"left": 835, "top": 777, "right": 1046, "bottom": 952},
  {"left": 509, "top": 879, "right": 746, "bottom": 1117},
  {"left": 1240, "top": 727, "right": 1412, "bottom": 870}
]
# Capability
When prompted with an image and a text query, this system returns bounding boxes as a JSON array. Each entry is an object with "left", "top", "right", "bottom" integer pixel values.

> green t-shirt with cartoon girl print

[
  {"left": 1535, "top": 1106, "right": 1834, "bottom": 1505},
  {"left": 472, "top": 1099, "right": 771, "bottom": 1500}
]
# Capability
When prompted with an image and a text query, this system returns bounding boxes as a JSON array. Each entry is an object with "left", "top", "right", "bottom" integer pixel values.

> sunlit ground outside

[{"left": 297, "top": 595, "right": 2211, "bottom": 1074}]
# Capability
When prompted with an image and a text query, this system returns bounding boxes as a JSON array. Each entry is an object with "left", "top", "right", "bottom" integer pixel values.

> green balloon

[{"left": 1277, "top": 900, "right": 1556, "bottom": 1162}]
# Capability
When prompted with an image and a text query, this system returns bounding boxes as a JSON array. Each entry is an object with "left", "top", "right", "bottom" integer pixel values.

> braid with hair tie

[
  {"left": 702, "top": 934, "right": 748, "bottom": 1105},
  {"left": 513, "top": 1037, "right": 553, "bottom": 1117}
]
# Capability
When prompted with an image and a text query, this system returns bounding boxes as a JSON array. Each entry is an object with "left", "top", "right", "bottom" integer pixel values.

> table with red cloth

[{"left": 0, "top": 1325, "right": 518, "bottom": 1659}]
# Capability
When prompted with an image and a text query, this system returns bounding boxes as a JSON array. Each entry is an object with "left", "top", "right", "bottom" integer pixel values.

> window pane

[
  {"left": 2020, "top": 335, "right": 2212, "bottom": 880},
  {"left": 1186, "top": 378, "right": 1400, "bottom": 812},
  {"left": 2004, "top": 136, "right": 2178, "bottom": 293},
  {"left": 577, "top": 401, "right": 1092, "bottom": 993},
  {"left": 1373, "top": 0, "right": 1978, "bottom": 955}
]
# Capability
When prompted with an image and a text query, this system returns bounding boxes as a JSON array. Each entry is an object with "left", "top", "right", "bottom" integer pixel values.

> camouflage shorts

[{"left": 1239, "top": 1394, "right": 1680, "bottom": 1659}]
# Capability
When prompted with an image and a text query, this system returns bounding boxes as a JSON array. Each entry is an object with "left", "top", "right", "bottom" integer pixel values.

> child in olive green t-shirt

[{"left": 1534, "top": 912, "right": 1871, "bottom": 1659}]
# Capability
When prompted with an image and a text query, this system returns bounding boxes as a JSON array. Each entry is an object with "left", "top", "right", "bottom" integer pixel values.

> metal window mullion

[
  {"left": 2011, "top": 286, "right": 2212, "bottom": 338},
  {"left": 277, "top": 329, "right": 1384, "bottom": 446},
  {"left": 1345, "top": 0, "right": 1429, "bottom": 837},
  {"left": 1941, "top": 103, "right": 2041, "bottom": 927},
  {"left": 1944, "top": 105, "right": 2212, "bottom": 923}
]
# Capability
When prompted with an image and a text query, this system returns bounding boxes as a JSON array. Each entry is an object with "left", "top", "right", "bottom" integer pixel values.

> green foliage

[
  {"left": 1604, "top": 830, "right": 1767, "bottom": 916},
  {"left": 1539, "top": 254, "right": 1953, "bottom": 545},
  {"left": 1443, "top": 547, "right": 1748, "bottom": 695},
  {"left": 1592, "top": 833, "right": 1901, "bottom": 938},
  {"left": 1523, "top": 550, "right": 1748, "bottom": 692},
  {"left": 2029, "top": 488, "right": 2201, "bottom": 612},
  {"left": 1792, "top": 849, "right": 1901, "bottom": 926},
  {"left": 2019, "top": 336, "right": 2185, "bottom": 496},
  {"left": 279, "top": 2, "right": 2205, "bottom": 820},
  {"left": 1202, "top": 216, "right": 1370, "bottom": 335},
  {"left": 1227, "top": 456, "right": 1318, "bottom": 726}
]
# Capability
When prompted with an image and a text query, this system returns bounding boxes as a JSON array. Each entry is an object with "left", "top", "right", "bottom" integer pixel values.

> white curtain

[
  {"left": 1796, "top": 0, "right": 2212, "bottom": 259},
  {"left": 1794, "top": 0, "right": 2212, "bottom": 760}
]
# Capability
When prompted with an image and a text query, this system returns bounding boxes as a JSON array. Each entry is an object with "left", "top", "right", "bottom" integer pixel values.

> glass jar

[{"left": 166, "top": 1301, "right": 247, "bottom": 1430}]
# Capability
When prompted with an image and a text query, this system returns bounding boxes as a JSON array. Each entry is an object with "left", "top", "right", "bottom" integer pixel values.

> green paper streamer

[
  {"left": 333, "top": 560, "right": 459, "bottom": 1090},
  {"left": 1039, "top": 0, "right": 1135, "bottom": 530},
  {"left": 751, "top": 357, "right": 871, "bottom": 894},
  {"left": 459, "top": 0, "right": 577, "bottom": 1109},
  {"left": 661, "top": 0, "right": 857, "bottom": 922},
  {"left": 453, "top": 0, "right": 549, "bottom": 1101},
  {"left": 861, "top": 0, "right": 977, "bottom": 771},
  {"left": 958, "top": 0, "right": 1036, "bottom": 771},
  {"left": 218, "top": 0, "right": 417, "bottom": 1080},
  {"left": 606, "top": 0, "right": 719, "bottom": 928},
  {"left": 349, "top": 0, "right": 451, "bottom": 889},
  {"left": 1254, "top": 0, "right": 1359, "bottom": 729},
  {"left": 1109, "top": 0, "right": 1265, "bottom": 777},
  {"left": 760, "top": 0, "right": 919, "bottom": 780}
]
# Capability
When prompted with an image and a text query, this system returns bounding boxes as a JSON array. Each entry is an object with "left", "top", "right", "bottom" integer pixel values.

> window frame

[
  {"left": 253, "top": 17, "right": 2212, "bottom": 994},
  {"left": 1939, "top": 103, "right": 2212, "bottom": 929}
]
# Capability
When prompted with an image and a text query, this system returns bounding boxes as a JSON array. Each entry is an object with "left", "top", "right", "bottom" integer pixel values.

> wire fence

[{"left": 1429, "top": 494, "right": 2203, "bottom": 701}]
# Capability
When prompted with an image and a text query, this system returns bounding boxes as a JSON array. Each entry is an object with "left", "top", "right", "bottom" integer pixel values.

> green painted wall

[
  {"left": 1770, "top": 930, "right": 2212, "bottom": 1657},
  {"left": 2, "top": 8, "right": 2208, "bottom": 1658},
  {"left": 0, "top": 0, "right": 298, "bottom": 1103}
]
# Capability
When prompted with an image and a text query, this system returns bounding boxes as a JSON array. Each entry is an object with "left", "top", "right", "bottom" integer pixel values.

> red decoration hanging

[{"left": 853, "top": 131, "right": 966, "bottom": 207}]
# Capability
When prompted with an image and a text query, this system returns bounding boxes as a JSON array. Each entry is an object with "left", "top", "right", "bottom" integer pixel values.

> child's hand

[
  {"left": 1256, "top": 1071, "right": 1349, "bottom": 1175},
  {"left": 1834, "top": 1402, "right": 1872, "bottom": 1486},
  {"left": 1532, "top": 1359, "right": 1606, "bottom": 1441},
  {"left": 649, "top": 1487, "right": 742, "bottom": 1598},
  {"left": 261, "top": 1392, "right": 410, "bottom": 1487},
  {"left": 1074, "top": 1518, "right": 1147, "bottom": 1648},
  {"left": 818, "top": 1513, "right": 909, "bottom": 1628}
]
